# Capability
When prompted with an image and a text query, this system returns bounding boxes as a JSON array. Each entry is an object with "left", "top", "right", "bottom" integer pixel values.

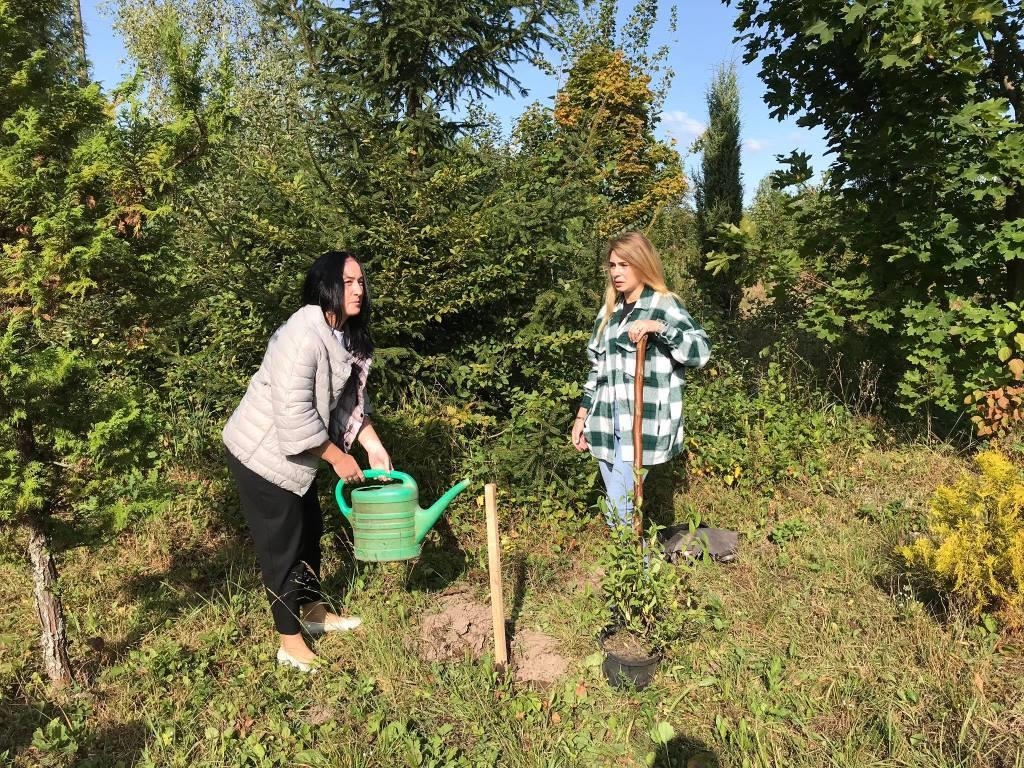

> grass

[{"left": 2, "top": 441, "right": 1023, "bottom": 767}]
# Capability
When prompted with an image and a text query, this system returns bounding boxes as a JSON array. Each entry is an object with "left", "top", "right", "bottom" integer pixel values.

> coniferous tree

[
  {"left": 695, "top": 63, "right": 742, "bottom": 249},
  {"left": 0, "top": 0, "right": 84, "bottom": 686},
  {"left": 1, "top": 0, "right": 187, "bottom": 685},
  {"left": 694, "top": 63, "right": 742, "bottom": 312},
  {"left": 264, "top": 0, "right": 563, "bottom": 162}
]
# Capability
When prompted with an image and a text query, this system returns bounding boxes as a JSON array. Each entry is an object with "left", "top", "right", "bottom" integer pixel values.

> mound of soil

[
  {"left": 417, "top": 592, "right": 492, "bottom": 663},
  {"left": 509, "top": 629, "right": 568, "bottom": 684},
  {"left": 416, "top": 591, "right": 569, "bottom": 684}
]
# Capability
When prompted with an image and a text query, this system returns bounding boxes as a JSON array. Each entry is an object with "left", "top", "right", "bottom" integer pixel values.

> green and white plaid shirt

[{"left": 579, "top": 286, "right": 711, "bottom": 466}]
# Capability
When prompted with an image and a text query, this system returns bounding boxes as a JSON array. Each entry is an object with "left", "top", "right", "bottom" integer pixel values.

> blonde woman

[{"left": 571, "top": 232, "right": 711, "bottom": 529}]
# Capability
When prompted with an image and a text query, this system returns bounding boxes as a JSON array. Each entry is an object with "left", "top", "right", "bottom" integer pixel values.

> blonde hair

[{"left": 597, "top": 232, "right": 672, "bottom": 333}]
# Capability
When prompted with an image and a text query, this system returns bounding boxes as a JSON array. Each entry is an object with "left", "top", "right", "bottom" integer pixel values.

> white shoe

[
  {"left": 277, "top": 647, "right": 318, "bottom": 673},
  {"left": 300, "top": 615, "right": 363, "bottom": 635}
]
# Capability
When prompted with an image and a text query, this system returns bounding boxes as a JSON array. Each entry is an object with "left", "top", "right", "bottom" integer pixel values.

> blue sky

[{"left": 81, "top": 0, "right": 827, "bottom": 204}]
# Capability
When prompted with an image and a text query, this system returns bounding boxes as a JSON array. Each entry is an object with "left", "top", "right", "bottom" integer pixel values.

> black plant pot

[{"left": 599, "top": 628, "right": 661, "bottom": 690}]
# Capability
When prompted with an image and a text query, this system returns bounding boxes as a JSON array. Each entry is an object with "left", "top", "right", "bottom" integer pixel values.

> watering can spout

[{"left": 415, "top": 478, "right": 471, "bottom": 543}]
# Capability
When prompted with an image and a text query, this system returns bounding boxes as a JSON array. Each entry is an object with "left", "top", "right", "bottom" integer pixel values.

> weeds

[{"left": 2, "top": 444, "right": 1023, "bottom": 767}]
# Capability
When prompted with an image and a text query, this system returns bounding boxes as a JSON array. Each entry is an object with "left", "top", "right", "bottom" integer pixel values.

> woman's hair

[
  {"left": 598, "top": 232, "right": 671, "bottom": 333},
  {"left": 302, "top": 250, "right": 374, "bottom": 357}
]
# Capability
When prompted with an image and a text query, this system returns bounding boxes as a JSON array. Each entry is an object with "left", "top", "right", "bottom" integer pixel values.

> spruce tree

[{"left": 694, "top": 63, "right": 742, "bottom": 312}]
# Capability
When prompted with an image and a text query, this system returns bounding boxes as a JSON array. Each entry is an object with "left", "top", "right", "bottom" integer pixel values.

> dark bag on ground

[{"left": 660, "top": 524, "right": 738, "bottom": 563}]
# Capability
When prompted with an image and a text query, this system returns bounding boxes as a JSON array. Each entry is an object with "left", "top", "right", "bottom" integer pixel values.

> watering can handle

[{"left": 335, "top": 469, "right": 416, "bottom": 518}]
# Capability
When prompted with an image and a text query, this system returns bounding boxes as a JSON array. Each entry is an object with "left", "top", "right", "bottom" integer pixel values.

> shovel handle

[
  {"left": 632, "top": 335, "right": 648, "bottom": 539},
  {"left": 335, "top": 469, "right": 415, "bottom": 518}
]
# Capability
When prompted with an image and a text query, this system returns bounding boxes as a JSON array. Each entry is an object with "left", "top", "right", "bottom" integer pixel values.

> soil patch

[
  {"left": 417, "top": 591, "right": 569, "bottom": 683},
  {"left": 417, "top": 591, "right": 493, "bottom": 663},
  {"left": 510, "top": 629, "right": 569, "bottom": 684},
  {"left": 601, "top": 628, "right": 656, "bottom": 664}
]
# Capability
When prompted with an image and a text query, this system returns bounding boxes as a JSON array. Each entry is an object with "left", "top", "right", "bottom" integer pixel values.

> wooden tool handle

[{"left": 632, "top": 335, "right": 648, "bottom": 540}]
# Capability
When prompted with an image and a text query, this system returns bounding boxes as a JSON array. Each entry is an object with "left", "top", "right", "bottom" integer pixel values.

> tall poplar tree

[{"left": 694, "top": 62, "right": 742, "bottom": 313}]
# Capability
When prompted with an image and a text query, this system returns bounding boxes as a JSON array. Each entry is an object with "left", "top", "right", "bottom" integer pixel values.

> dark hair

[{"left": 302, "top": 250, "right": 374, "bottom": 357}]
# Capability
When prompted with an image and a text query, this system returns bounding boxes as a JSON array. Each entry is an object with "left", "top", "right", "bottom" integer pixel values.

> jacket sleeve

[
  {"left": 656, "top": 299, "right": 711, "bottom": 369},
  {"left": 579, "top": 309, "right": 606, "bottom": 411},
  {"left": 270, "top": 334, "right": 330, "bottom": 456}
]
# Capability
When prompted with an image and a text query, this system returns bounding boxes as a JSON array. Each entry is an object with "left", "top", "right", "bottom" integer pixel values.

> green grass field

[{"left": 2, "top": 442, "right": 1022, "bottom": 767}]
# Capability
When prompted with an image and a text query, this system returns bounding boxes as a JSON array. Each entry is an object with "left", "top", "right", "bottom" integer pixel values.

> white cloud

[
  {"left": 662, "top": 110, "right": 706, "bottom": 140},
  {"left": 743, "top": 138, "right": 769, "bottom": 153}
]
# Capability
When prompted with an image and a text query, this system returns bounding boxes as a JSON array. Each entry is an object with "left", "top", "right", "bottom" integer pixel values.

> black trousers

[{"left": 226, "top": 451, "right": 324, "bottom": 635}]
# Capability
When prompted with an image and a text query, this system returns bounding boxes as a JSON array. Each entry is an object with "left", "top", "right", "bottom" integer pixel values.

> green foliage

[
  {"left": 265, "top": 0, "right": 564, "bottom": 146},
  {"left": 703, "top": 176, "right": 803, "bottom": 315},
  {"left": 900, "top": 450, "right": 1024, "bottom": 630},
  {"left": 694, "top": 62, "right": 742, "bottom": 253},
  {"left": 32, "top": 718, "right": 80, "bottom": 760},
  {"left": 0, "top": 1, "right": 184, "bottom": 530},
  {"left": 600, "top": 524, "right": 699, "bottom": 652},
  {"left": 694, "top": 62, "right": 743, "bottom": 316},
  {"left": 469, "top": 384, "right": 596, "bottom": 509},
  {"left": 733, "top": 0, "right": 1024, "bottom": 418},
  {"left": 684, "top": 356, "right": 870, "bottom": 492},
  {"left": 104, "top": 0, "right": 687, "bottom": 520},
  {"left": 768, "top": 518, "right": 810, "bottom": 547}
]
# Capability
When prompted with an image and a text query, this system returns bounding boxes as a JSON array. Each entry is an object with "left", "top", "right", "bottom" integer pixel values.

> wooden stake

[
  {"left": 484, "top": 483, "right": 508, "bottom": 668},
  {"left": 632, "top": 335, "right": 649, "bottom": 540}
]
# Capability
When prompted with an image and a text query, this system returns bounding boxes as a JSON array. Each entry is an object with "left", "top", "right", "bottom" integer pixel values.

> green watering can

[{"left": 335, "top": 470, "right": 471, "bottom": 562}]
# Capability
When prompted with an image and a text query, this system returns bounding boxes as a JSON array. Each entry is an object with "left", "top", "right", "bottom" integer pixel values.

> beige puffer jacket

[{"left": 222, "top": 304, "right": 372, "bottom": 495}]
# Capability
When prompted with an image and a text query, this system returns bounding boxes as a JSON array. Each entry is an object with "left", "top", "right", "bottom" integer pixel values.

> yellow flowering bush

[{"left": 900, "top": 451, "right": 1024, "bottom": 630}]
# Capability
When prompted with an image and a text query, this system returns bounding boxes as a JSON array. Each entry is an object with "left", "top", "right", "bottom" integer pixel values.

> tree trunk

[
  {"left": 1008, "top": 190, "right": 1024, "bottom": 302},
  {"left": 72, "top": 0, "right": 89, "bottom": 85},
  {"left": 27, "top": 518, "right": 73, "bottom": 687},
  {"left": 27, "top": 519, "right": 73, "bottom": 687},
  {"left": 15, "top": 419, "right": 73, "bottom": 686}
]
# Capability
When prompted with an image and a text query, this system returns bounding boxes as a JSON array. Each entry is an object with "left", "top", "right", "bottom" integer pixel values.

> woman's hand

[
  {"left": 366, "top": 445, "right": 393, "bottom": 472},
  {"left": 356, "top": 421, "right": 393, "bottom": 471},
  {"left": 571, "top": 416, "right": 589, "bottom": 452},
  {"left": 627, "top": 319, "right": 665, "bottom": 343},
  {"left": 331, "top": 452, "right": 364, "bottom": 484}
]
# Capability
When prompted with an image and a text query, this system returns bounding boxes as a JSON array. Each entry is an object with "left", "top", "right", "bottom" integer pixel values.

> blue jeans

[{"left": 598, "top": 421, "right": 637, "bottom": 530}]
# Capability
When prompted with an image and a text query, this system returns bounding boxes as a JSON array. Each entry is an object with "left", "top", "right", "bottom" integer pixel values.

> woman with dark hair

[{"left": 223, "top": 250, "right": 391, "bottom": 671}]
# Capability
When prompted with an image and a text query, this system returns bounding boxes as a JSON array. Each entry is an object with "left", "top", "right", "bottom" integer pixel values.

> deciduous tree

[{"left": 731, "top": 0, "right": 1024, "bottom": 417}]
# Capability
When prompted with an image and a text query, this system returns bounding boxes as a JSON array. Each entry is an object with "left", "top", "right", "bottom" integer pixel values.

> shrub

[
  {"left": 600, "top": 524, "right": 700, "bottom": 652},
  {"left": 463, "top": 384, "right": 598, "bottom": 518},
  {"left": 900, "top": 451, "right": 1024, "bottom": 630},
  {"left": 684, "top": 357, "right": 870, "bottom": 491},
  {"left": 967, "top": 381, "right": 1024, "bottom": 441}
]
